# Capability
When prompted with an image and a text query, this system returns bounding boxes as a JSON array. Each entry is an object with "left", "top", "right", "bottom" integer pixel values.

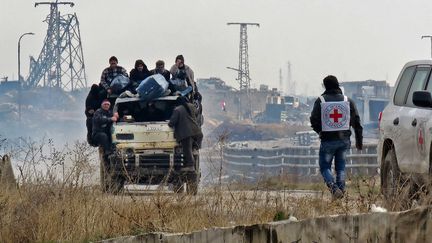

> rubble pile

[{"left": 208, "top": 120, "right": 309, "bottom": 143}]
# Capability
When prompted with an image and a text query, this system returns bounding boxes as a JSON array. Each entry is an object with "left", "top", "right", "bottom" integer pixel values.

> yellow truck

[{"left": 99, "top": 96, "right": 200, "bottom": 194}]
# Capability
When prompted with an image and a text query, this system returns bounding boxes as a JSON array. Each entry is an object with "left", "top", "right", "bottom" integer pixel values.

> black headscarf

[
  {"left": 130, "top": 59, "right": 150, "bottom": 82},
  {"left": 322, "top": 75, "right": 343, "bottom": 95}
]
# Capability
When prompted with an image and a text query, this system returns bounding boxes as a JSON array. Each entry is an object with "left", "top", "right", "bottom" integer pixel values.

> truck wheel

[
  {"left": 186, "top": 154, "right": 200, "bottom": 195},
  {"left": 99, "top": 149, "right": 110, "bottom": 193},
  {"left": 100, "top": 164, "right": 109, "bottom": 193},
  {"left": 99, "top": 150, "right": 125, "bottom": 194},
  {"left": 381, "top": 147, "right": 406, "bottom": 209},
  {"left": 108, "top": 154, "right": 125, "bottom": 194},
  {"left": 186, "top": 174, "right": 199, "bottom": 195},
  {"left": 101, "top": 162, "right": 125, "bottom": 194},
  {"left": 109, "top": 175, "right": 125, "bottom": 194},
  {"left": 173, "top": 181, "right": 184, "bottom": 193}
]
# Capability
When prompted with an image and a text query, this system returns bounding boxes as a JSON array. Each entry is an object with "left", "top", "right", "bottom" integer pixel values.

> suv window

[
  {"left": 406, "top": 66, "right": 431, "bottom": 106},
  {"left": 394, "top": 66, "right": 415, "bottom": 106},
  {"left": 426, "top": 72, "right": 432, "bottom": 93}
]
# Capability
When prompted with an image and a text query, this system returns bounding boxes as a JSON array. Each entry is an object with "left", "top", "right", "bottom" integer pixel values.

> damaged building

[{"left": 340, "top": 80, "right": 391, "bottom": 126}]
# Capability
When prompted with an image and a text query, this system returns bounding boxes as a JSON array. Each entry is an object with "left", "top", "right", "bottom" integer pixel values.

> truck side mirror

[{"left": 413, "top": 91, "right": 432, "bottom": 108}]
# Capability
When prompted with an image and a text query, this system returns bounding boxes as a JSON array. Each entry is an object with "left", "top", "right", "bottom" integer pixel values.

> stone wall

[{"left": 103, "top": 206, "right": 432, "bottom": 243}]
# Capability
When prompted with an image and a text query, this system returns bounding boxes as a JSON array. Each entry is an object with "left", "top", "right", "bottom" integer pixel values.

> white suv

[{"left": 379, "top": 60, "right": 432, "bottom": 203}]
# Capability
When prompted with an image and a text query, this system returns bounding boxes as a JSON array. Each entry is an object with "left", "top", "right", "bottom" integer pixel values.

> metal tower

[
  {"left": 287, "top": 61, "right": 295, "bottom": 94},
  {"left": 227, "top": 22, "right": 259, "bottom": 91},
  {"left": 279, "top": 68, "right": 283, "bottom": 94},
  {"left": 27, "top": 1, "right": 87, "bottom": 91}
]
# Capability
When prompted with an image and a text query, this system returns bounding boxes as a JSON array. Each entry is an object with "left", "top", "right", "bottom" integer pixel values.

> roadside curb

[{"left": 102, "top": 206, "right": 431, "bottom": 243}]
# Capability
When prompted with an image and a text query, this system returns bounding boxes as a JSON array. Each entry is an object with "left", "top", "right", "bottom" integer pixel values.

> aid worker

[{"left": 310, "top": 75, "right": 363, "bottom": 199}]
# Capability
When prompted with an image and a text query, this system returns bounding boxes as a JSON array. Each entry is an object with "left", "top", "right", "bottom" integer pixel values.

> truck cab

[{"left": 99, "top": 95, "right": 200, "bottom": 194}]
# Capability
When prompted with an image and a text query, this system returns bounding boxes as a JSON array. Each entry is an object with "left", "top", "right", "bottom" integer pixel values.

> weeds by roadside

[{"left": 0, "top": 136, "right": 430, "bottom": 242}]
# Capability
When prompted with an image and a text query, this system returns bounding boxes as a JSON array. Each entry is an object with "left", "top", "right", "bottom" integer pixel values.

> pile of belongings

[
  {"left": 136, "top": 74, "right": 169, "bottom": 101},
  {"left": 110, "top": 75, "right": 130, "bottom": 95}
]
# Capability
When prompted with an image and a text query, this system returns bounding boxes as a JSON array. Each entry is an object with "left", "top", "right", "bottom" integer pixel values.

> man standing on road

[
  {"left": 100, "top": 56, "right": 128, "bottom": 97},
  {"left": 92, "top": 99, "right": 119, "bottom": 157},
  {"left": 310, "top": 75, "right": 363, "bottom": 199}
]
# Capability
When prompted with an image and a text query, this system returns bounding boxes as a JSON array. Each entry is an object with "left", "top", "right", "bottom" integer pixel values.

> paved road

[{"left": 122, "top": 184, "right": 323, "bottom": 199}]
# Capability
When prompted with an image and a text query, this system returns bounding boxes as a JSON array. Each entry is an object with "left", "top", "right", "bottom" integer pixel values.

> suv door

[
  {"left": 384, "top": 65, "right": 414, "bottom": 172},
  {"left": 411, "top": 67, "right": 432, "bottom": 173},
  {"left": 396, "top": 65, "right": 431, "bottom": 172}
]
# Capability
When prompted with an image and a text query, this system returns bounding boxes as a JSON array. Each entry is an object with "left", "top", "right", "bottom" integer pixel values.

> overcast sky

[{"left": 1, "top": 0, "right": 432, "bottom": 95}]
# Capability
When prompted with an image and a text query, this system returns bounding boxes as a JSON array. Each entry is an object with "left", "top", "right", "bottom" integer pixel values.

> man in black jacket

[
  {"left": 129, "top": 59, "right": 151, "bottom": 93},
  {"left": 92, "top": 100, "right": 118, "bottom": 156},
  {"left": 85, "top": 84, "right": 102, "bottom": 146},
  {"left": 310, "top": 75, "right": 363, "bottom": 199}
]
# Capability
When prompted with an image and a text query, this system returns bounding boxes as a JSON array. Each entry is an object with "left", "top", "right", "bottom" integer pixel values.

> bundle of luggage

[
  {"left": 109, "top": 73, "right": 194, "bottom": 101},
  {"left": 136, "top": 74, "right": 170, "bottom": 101}
]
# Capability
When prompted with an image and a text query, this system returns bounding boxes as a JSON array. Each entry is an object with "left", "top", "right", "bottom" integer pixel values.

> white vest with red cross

[{"left": 320, "top": 95, "right": 350, "bottom": 132}]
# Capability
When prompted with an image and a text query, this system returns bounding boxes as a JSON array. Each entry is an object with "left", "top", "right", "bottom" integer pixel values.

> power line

[{"left": 27, "top": 1, "right": 87, "bottom": 91}]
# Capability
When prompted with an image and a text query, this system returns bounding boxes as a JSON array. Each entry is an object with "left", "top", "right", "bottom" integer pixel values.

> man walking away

[
  {"left": 310, "top": 75, "right": 363, "bottom": 199},
  {"left": 92, "top": 100, "right": 118, "bottom": 157}
]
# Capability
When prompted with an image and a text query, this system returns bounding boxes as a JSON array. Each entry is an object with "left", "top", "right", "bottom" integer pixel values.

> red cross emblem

[
  {"left": 418, "top": 129, "right": 424, "bottom": 145},
  {"left": 329, "top": 108, "right": 343, "bottom": 123}
]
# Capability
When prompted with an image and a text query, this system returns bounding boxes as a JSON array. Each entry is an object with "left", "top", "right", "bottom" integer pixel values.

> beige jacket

[{"left": 169, "top": 64, "right": 196, "bottom": 91}]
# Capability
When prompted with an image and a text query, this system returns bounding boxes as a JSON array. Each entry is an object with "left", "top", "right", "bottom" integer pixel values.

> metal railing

[{"left": 223, "top": 143, "right": 378, "bottom": 179}]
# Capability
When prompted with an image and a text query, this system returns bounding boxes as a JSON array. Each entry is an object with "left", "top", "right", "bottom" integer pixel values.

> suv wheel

[{"left": 381, "top": 147, "right": 410, "bottom": 209}]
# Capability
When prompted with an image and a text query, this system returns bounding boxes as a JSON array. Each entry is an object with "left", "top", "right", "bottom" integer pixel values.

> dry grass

[
  {"left": 0, "top": 137, "right": 430, "bottom": 242},
  {"left": 0, "top": 181, "right": 382, "bottom": 243}
]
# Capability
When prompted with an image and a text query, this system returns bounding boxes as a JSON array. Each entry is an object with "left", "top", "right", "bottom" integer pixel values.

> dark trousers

[
  {"left": 180, "top": 134, "right": 203, "bottom": 167},
  {"left": 180, "top": 137, "right": 195, "bottom": 167},
  {"left": 86, "top": 117, "right": 94, "bottom": 145},
  {"left": 319, "top": 139, "right": 351, "bottom": 192},
  {"left": 93, "top": 132, "right": 112, "bottom": 155},
  {"left": 193, "top": 133, "right": 203, "bottom": 150}
]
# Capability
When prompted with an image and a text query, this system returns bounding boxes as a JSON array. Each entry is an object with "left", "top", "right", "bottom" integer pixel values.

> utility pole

[
  {"left": 27, "top": 1, "right": 87, "bottom": 90},
  {"left": 227, "top": 22, "right": 259, "bottom": 91},
  {"left": 287, "top": 61, "right": 293, "bottom": 94},
  {"left": 421, "top": 35, "right": 432, "bottom": 59},
  {"left": 18, "top": 32, "right": 35, "bottom": 82},
  {"left": 18, "top": 32, "right": 34, "bottom": 122},
  {"left": 279, "top": 68, "right": 283, "bottom": 94},
  {"left": 227, "top": 22, "right": 259, "bottom": 120}
]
